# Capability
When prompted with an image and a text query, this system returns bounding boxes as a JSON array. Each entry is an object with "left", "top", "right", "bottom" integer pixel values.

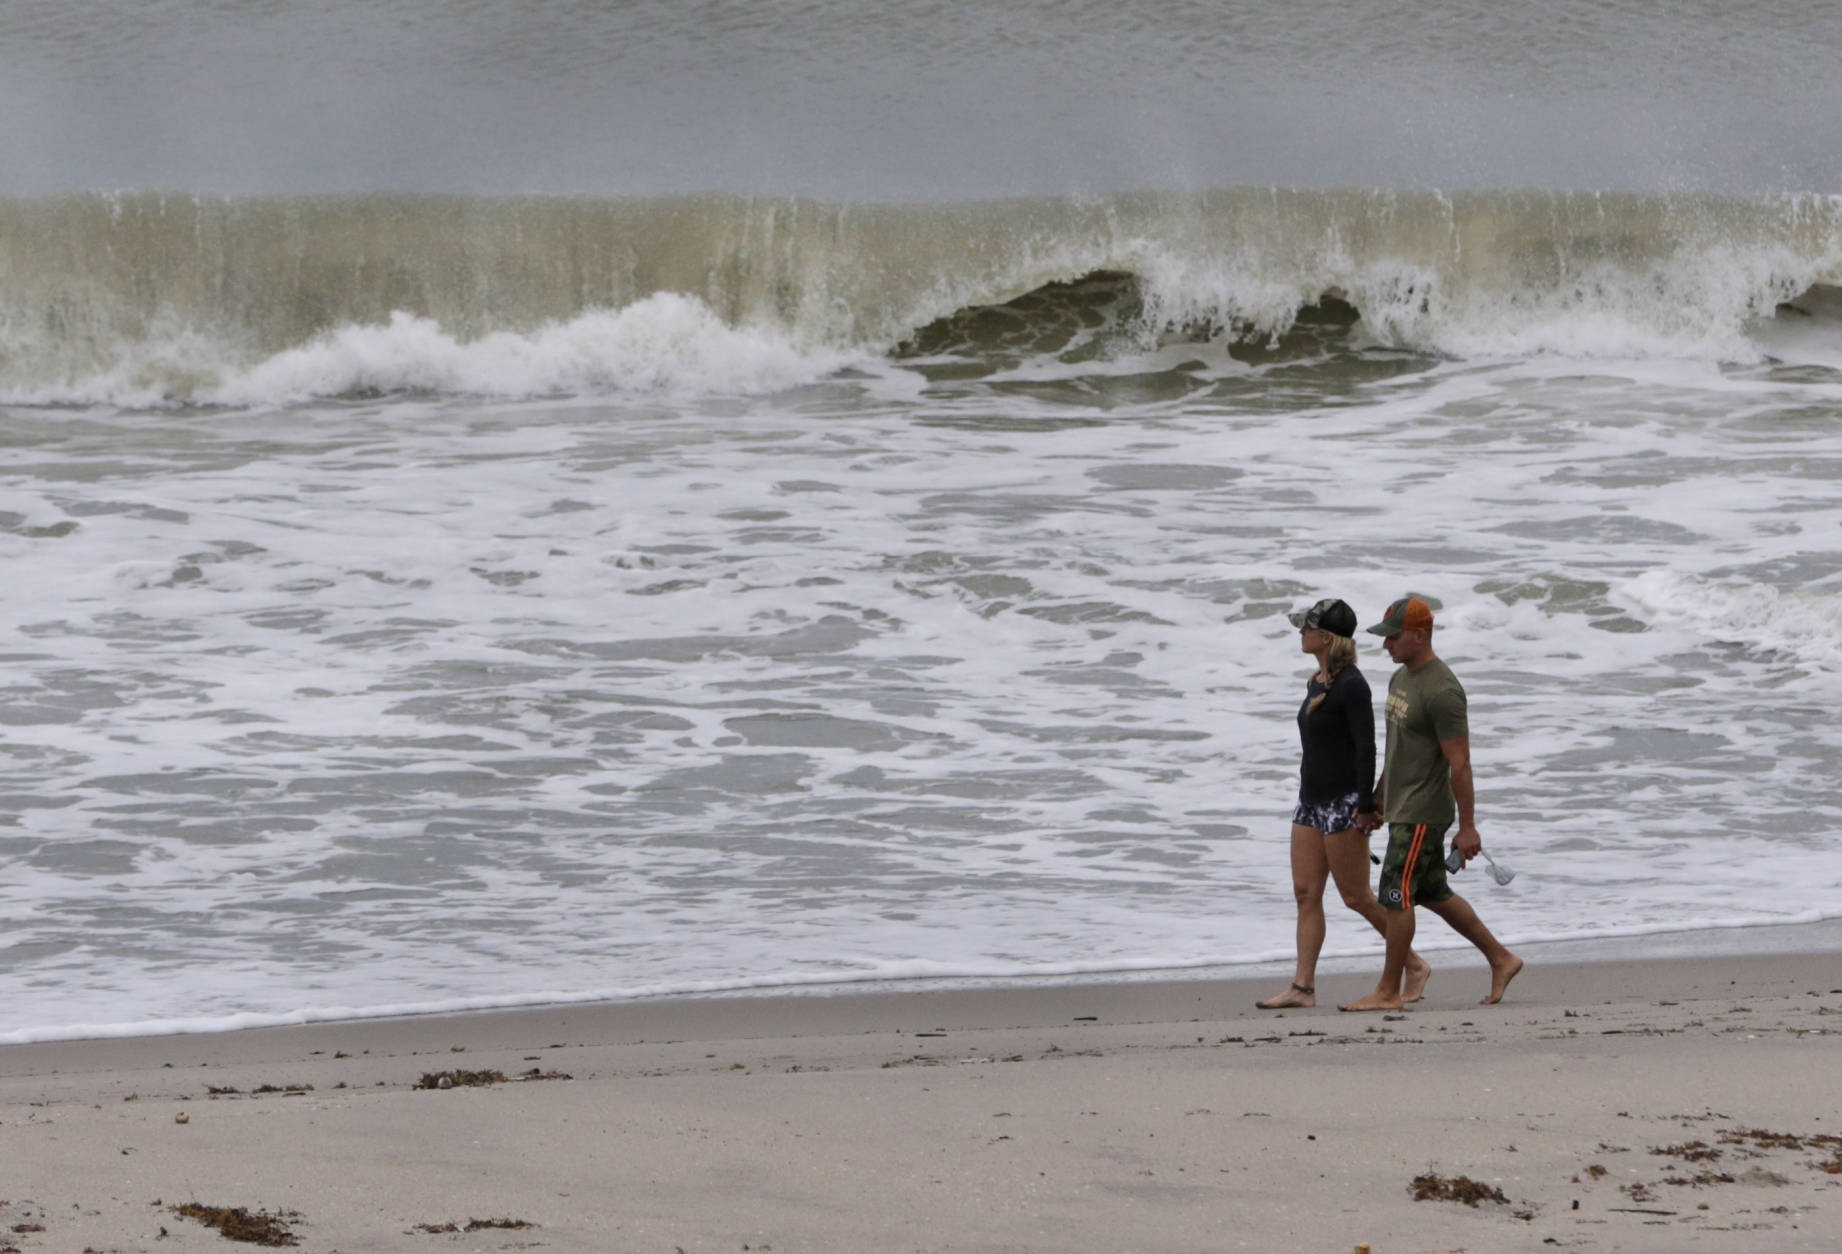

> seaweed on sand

[
  {"left": 1409, "top": 1173, "right": 1509, "bottom": 1206},
  {"left": 171, "top": 1203, "right": 300, "bottom": 1246}
]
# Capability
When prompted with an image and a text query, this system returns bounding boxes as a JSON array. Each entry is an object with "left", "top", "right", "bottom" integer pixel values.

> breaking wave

[
  {"left": 4, "top": 188, "right": 1842, "bottom": 406},
  {"left": 1622, "top": 571, "right": 1842, "bottom": 673}
]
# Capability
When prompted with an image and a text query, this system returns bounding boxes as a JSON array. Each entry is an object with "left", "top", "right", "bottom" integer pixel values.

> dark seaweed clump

[
  {"left": 414, "top": 1067, "right": 571, "bottom": 1088},
  {"left": 172, "top": 1203, "right": 299, "bottom": 1246},
  {"left": 414, "top": 1217, "right": 535, "bottom": 1233},
  {"left": 1409, "top": 1173, "right": 1509, "bottom": 1206}
]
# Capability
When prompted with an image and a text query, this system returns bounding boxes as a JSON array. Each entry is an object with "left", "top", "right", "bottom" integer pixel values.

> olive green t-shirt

[{"left": 1380, "top": 656, "right": 1468, "bottom": 826}]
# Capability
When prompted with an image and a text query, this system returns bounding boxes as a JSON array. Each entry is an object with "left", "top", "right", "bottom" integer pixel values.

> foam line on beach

[{"left": 10, "top": 912, "right": 1841, "bottom": 1047}]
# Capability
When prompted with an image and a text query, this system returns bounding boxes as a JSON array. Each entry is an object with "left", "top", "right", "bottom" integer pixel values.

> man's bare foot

[
  {"left": 1337, "top": 990, "right": 1405, "bottom": 1013},
  {"left": 1401, "top": 955, "right": 1432, "bottom": 1004},
  {"left": 1256, "top": 983, "right": 1315, "bottom": 1010},
  {"left": 1481, "top": 954, "right": 1524, "bottom": 1005}
]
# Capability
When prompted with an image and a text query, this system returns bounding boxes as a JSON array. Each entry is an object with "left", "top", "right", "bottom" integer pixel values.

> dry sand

[{"left": 4, "top": 950, "right": 1842, "bottom": 1253}]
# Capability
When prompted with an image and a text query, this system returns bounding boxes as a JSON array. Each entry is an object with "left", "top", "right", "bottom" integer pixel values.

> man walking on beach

[{"left": 1340, "top": 595, "right": 1523, "bottom": 1011}]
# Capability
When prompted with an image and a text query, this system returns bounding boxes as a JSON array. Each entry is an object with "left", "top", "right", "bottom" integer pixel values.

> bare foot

[
  {"left": 1256, "top": 983, "right": 1316, "bottom": 1010},
  {"left": 1401, "top": 954, "right": 1432, "bottom": 1004},
  {"left": 1480, "top": 954, "right": 1524, "bottom": 1005},
  {"left": 1338, "top": 990, "right": 1405, "bottom": 1013}
]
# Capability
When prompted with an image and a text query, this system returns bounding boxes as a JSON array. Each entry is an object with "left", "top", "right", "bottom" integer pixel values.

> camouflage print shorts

[{"left": 1378, "top": 822, "right": 1454, "bottom": 909}]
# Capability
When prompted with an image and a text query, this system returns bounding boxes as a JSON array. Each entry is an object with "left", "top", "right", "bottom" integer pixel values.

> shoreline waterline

[{"left": 10, "top": 913, "right": 1840, "bottom": 1048}]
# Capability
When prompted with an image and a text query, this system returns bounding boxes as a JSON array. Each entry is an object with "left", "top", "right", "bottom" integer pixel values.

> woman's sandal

[{"left": 1255, "top": 982, "right": 1315, "bottom": 1009}]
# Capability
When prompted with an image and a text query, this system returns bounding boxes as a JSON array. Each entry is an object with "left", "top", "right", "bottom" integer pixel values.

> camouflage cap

[{"left": 1287, "top": 597, "right": 1358, "bottom": 638}]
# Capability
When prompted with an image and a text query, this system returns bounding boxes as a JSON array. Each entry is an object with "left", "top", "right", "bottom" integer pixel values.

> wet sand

[{"left": 4, "top": 950, "right": 1841, "bottom": 1253}]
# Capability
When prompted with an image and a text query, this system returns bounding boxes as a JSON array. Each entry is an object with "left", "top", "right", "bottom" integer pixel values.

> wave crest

[
  {"left": 1622, "top": 571, "right": 1842, "bottom": 672},
  {"left": 211, "top": 296, "right": 850, "bottom": 405},
  {"left": 4, "top": 188, "right": 1841, "bottom": 404}
]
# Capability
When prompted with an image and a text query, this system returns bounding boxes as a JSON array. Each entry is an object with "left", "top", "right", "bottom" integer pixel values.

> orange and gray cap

[{"left": 1366, "top": 594, "right": 1435, "bottom": 637}]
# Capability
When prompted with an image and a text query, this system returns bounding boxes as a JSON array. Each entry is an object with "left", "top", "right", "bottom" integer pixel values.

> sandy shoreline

[{"left": 5, "top": 950, "right": 1841, "bottom": 1253}]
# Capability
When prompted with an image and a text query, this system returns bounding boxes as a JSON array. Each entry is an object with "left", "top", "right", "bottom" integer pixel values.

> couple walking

[{"left": 1256, "top": 595, "right": 1523, "bottom": 1012}]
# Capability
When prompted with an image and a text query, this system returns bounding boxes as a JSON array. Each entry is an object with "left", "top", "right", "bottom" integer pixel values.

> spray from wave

[
  {"left": 3, "top": 188, "right": 1841, "bottom": 406},
  {"left": 1622, "top": 571, "right": 1842, "bottom": 673},
  {"left": 210, "top": 297, "right": 855, "bottom": 406}
]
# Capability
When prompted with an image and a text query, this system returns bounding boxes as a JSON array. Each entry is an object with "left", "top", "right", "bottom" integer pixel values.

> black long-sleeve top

[{"left": 1296, "top": 666, "right": 1376, "bottom": 810}]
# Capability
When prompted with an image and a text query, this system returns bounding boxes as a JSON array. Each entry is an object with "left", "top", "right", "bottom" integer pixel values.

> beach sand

[{"left": 4, "top": 950, "right": 1841, "bottom": 1253}]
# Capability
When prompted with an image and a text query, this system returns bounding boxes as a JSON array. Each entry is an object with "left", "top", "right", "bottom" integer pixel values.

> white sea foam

[
  {"left": 210, "top": 298, "right": 860, "bottom": 405},
  {"left": 14, "top": 906, "right": 1842, "bottom": 1047},
  {"left": 1621, "top": 572, "right": 1842, "bottom": 671},
  {"left": 1, "top": 297, "right": 862, "bottom": 408},
  {"left": 5, "top": 263, "right": 1842, "bottom": 1044},
  {"left": 8, "top": 1, "right": 1842, "bottom": 1043}
]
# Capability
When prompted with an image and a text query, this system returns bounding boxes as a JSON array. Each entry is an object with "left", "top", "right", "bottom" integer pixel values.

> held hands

[{"left": 1355, "top": 809, "right": 1382, "bottom": 835}]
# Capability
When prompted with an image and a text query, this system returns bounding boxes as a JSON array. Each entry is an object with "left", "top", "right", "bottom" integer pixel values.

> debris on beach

[
  {"left": 1732, "top": 1167, "right": 1794, "bottom": 1187},
  {"left": 413, "top": 1217, "right": 535, "bottom": 1234},
  {"left": 413, "top": 1067, "right": 573, "bottom": 1089},
  {"left": 1410, "top": 1172, "right": 1509, "bottom": 1206},
  {"left": 414, "top": 1069, "right": 508, "bottom": 1089},
  {"left": 1661, "top": 1170, "right": 1737, "bottom": 1187},
  {"left": 1716, "top": 1127, "right": 1842, "bottom": 1155},
  {"left": 205, "top": 1084, "right": 314, "bottom": 1098},
  {"left": 171, "top": 1203, "right": 300, "bottom": 1246}
]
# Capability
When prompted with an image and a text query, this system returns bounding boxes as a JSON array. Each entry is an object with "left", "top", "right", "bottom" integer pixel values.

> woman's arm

[{"left": 1341, "top": 672, "right": 1377, "bottom": 812}]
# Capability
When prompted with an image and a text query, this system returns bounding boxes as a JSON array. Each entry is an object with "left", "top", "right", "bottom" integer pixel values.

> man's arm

[{"left": 1440, "top": 733, "right": 1480, "bottom": 860}]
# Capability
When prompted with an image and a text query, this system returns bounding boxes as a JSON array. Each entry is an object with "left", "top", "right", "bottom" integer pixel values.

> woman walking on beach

[{"left": 1256, "top": 598, "right": 1429, "bottom": 1009}]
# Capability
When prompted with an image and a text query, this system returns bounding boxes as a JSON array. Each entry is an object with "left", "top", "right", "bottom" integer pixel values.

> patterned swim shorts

[
  {"left": 1292, "top": 791, "right": 1362, "bottom": 834},
  {"left": 1378, "top": 821, "right": 1455, "bottom": 909}
]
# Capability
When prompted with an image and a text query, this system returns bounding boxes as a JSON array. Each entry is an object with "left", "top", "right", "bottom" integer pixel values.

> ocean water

[{"left": 3, "top": 2, "right": 1842, "bottom": 1043}]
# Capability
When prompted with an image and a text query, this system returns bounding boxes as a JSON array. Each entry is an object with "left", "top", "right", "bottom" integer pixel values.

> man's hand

[
  {"left": 1452, "top": 825, "right": 1482, "bottom": 863},
  {"left": 1356, "top": 809, "right": 1382, "bottom": 835}
]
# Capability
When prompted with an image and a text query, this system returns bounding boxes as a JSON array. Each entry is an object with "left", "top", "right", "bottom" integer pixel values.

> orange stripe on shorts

[{"left": 1400, "top": 824, "right": 1427, "bottom": 909}]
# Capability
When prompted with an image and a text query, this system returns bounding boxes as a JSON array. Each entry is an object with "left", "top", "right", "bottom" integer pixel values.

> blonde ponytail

[{"left": 1305, "top": 635, "right": 1357, "bottom": 713}]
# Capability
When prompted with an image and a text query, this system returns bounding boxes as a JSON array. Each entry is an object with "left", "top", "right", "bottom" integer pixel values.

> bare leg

[
  {"left": 1257, "top": 824, "right": 1330, "bottom": 1009},
  {"left": 1323, "top": 828, "right": 1432, "bottom": 1002},
  {"left": 1339, "top": 903, "right": 1415, "bottom": 1011},
  {"left": 1422, "top": 894, "right": 1524, "bottom": 1004}
]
